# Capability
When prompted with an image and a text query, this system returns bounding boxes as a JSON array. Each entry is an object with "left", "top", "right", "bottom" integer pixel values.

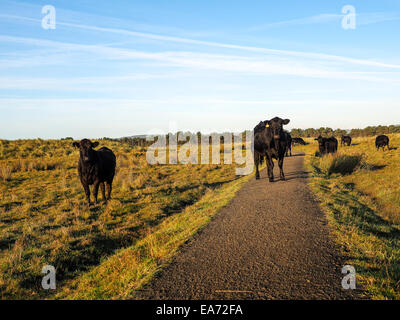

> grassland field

[
  {"left": 0, "top": 139, "right": 253, "bottom": 299},
  {"left": 0, "top": 134, "right": 399, "bottom": 299},
  {"left": 296, "top": 133, "right": 400, "bottom": 299}
]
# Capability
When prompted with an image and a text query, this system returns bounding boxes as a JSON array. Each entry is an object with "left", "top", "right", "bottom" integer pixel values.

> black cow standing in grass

[
  {"left": 341, "top": 135, "right": 352, "bottom": 146},
  {"left": 292, "top": 137, "right": 306, "bottom": 145},
  {"left": 315, "top": 136, "right": 338, "bottom": 155},
  {"left": 253, "top": 117, "right": 290, "bottom": 182},
  {"left": 72, "top": 139, "right": 116, "bottom": 205},
  {"left": 375, "top": 135, "right": 390, "bottom": 151}
]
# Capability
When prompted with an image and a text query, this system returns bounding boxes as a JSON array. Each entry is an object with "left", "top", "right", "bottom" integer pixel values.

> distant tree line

[
  {"left": 290, "top": 125, "right": 400, "bottom": 138},
  {"left": 97, "top": 124, "right": 400, "bottom": 147},
  {"left": 118, "top": 137, "right": 151, "bottom": 147}
]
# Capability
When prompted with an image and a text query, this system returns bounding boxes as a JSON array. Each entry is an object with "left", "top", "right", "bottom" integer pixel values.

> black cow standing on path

[
  {"left": 253, "top": 117, "right": 290, "bottom": 182},
  {"left": 72, "top": 139, "right": 116, "bottom": 205},
  {"left": 315, "top": 136, "right": 338, "bottom": 155},
  {"left": 375, "top": 135, "right": 390, "bottom": 151},
  {"left": 341, "top": 135, "right": 352, "bottom": 146}
]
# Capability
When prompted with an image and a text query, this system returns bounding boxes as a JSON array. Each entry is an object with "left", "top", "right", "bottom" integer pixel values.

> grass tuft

[
  {"left": 0, "top": 164, "right": 12, "bottom": 181},
  {"left": 312, "top": 153, "right": 364, "bottom": 176}
]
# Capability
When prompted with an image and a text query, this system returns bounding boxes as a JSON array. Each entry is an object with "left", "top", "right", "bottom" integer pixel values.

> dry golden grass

[{"left": 0, "top": 138, "right": 247, "bottom": 299}]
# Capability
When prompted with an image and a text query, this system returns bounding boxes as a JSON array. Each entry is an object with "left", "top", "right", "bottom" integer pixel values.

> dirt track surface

[{"left": 137, "top": 152, "right": 362, "bottom": 300}]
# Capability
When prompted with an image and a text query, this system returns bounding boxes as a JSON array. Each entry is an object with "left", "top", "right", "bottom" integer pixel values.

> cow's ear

[
  {"left": 92, "top": 141, "right": 99, "bottom": 148},
  {"left": 264, "top": 120, "right": 271, "bottom": 128},
  {"left": 72, "top": 142, "right": 80, "bottom": 148},
  {"left": 282, "top": 119, "right": 290, "bottom": 125}
]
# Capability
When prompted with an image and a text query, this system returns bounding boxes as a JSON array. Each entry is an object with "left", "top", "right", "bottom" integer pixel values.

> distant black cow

[
  {"left": 341, "top": 135, "right": 352, "bottom": 146},
  {"left": 253, "top": 117, "right": 290, "bottom": 182},
  {"left": 292, "top": 137, "right": 306, "bottom": 145},
  {"left": 72, "top": 139, "right": 116, "bottom": 205},
  {"left": 315, "top": 136, "right": 338, "bottom": 155},
  {"left": 375, "top": 135, "right": 389, "bottom": 151},
  {"left": 284, "top": 131, "right": 292, "bottom": 157}
]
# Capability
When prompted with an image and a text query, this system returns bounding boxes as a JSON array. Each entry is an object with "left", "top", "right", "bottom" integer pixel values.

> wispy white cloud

[
  {"left": 53, "top": 20, "right": 400, "bottom": 70},
  {"left": 249, "top": 12, "right": 400, "bottom": 30},
  {"left": 1, "top": 34, "right": 400, "bottom": 87},
  {"left": 2, "top": 13, "right": 400, "bottom": 71},
  {"left": 249, "top": 14, "right": 342, "bottom": 30}
]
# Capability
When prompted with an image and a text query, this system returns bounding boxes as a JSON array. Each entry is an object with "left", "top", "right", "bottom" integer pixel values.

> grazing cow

[
  {"left": 375, "top": 135, "right": 389, "bottom": 151},
  {"left": 314, "top": 136, "right": 338, "bottom": 155},
  {"left": 284, "top": 131, "right": 292, "bottom": 157},
  {"left": 72, "top": 139, "right": 116, "bottom": 205},
  {"left": 341, "top": 135, "right": 352, "bottom": 146},
  {"left": 253, "top": 117, "right": 290, "bottom": 182},
  {"left": 292, "top": 137, "right": 306, "bottom": 145}
]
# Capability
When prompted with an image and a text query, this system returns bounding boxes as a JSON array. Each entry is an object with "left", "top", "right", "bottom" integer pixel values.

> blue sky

[{"left": 0, "top": 0, "right": 400, "bottom": 139}]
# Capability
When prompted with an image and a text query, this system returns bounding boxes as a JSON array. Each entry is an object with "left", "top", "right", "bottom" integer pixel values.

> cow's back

[
  {"left": 376, "top": 135, "right": 389, "bottom": 145},
  {"left": 253, "top": 125, "right": 272, "bottom": 153},
  {"left": 97, "top": 147, "right": 116, "bottom": 178}
]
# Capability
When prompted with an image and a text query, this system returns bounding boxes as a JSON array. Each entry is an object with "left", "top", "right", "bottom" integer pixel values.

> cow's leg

[
  {"left": 254, "top": 152, "right": 260, "bottom": 180},
  {"left": 266, "top": 155, "right": 274, "bottom": 182},
  {"left": 93, "top": 181, "right": 100, "bottom": 205},
  {"left": 100, "top": 182, "right": 107, "bottom": 203},
  {"left": 106, "top": 181, "right": 113, "bottom": 200},
  {"left": 82, "top": 183, "right": 91, "bottom": 205},
  {"left": 278, "top": 156, "right": 285, "bottom": 181}
]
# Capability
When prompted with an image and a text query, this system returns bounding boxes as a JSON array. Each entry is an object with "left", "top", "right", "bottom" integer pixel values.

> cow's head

[
  {"left": 72, "top": 139, "right": 99, "bottom": 162},
  {"left": 314, "top": 135, "right": 325, "bottom": 146},
  {"left": 265, "top": 117, "right": 290, "bottom": 140}
]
